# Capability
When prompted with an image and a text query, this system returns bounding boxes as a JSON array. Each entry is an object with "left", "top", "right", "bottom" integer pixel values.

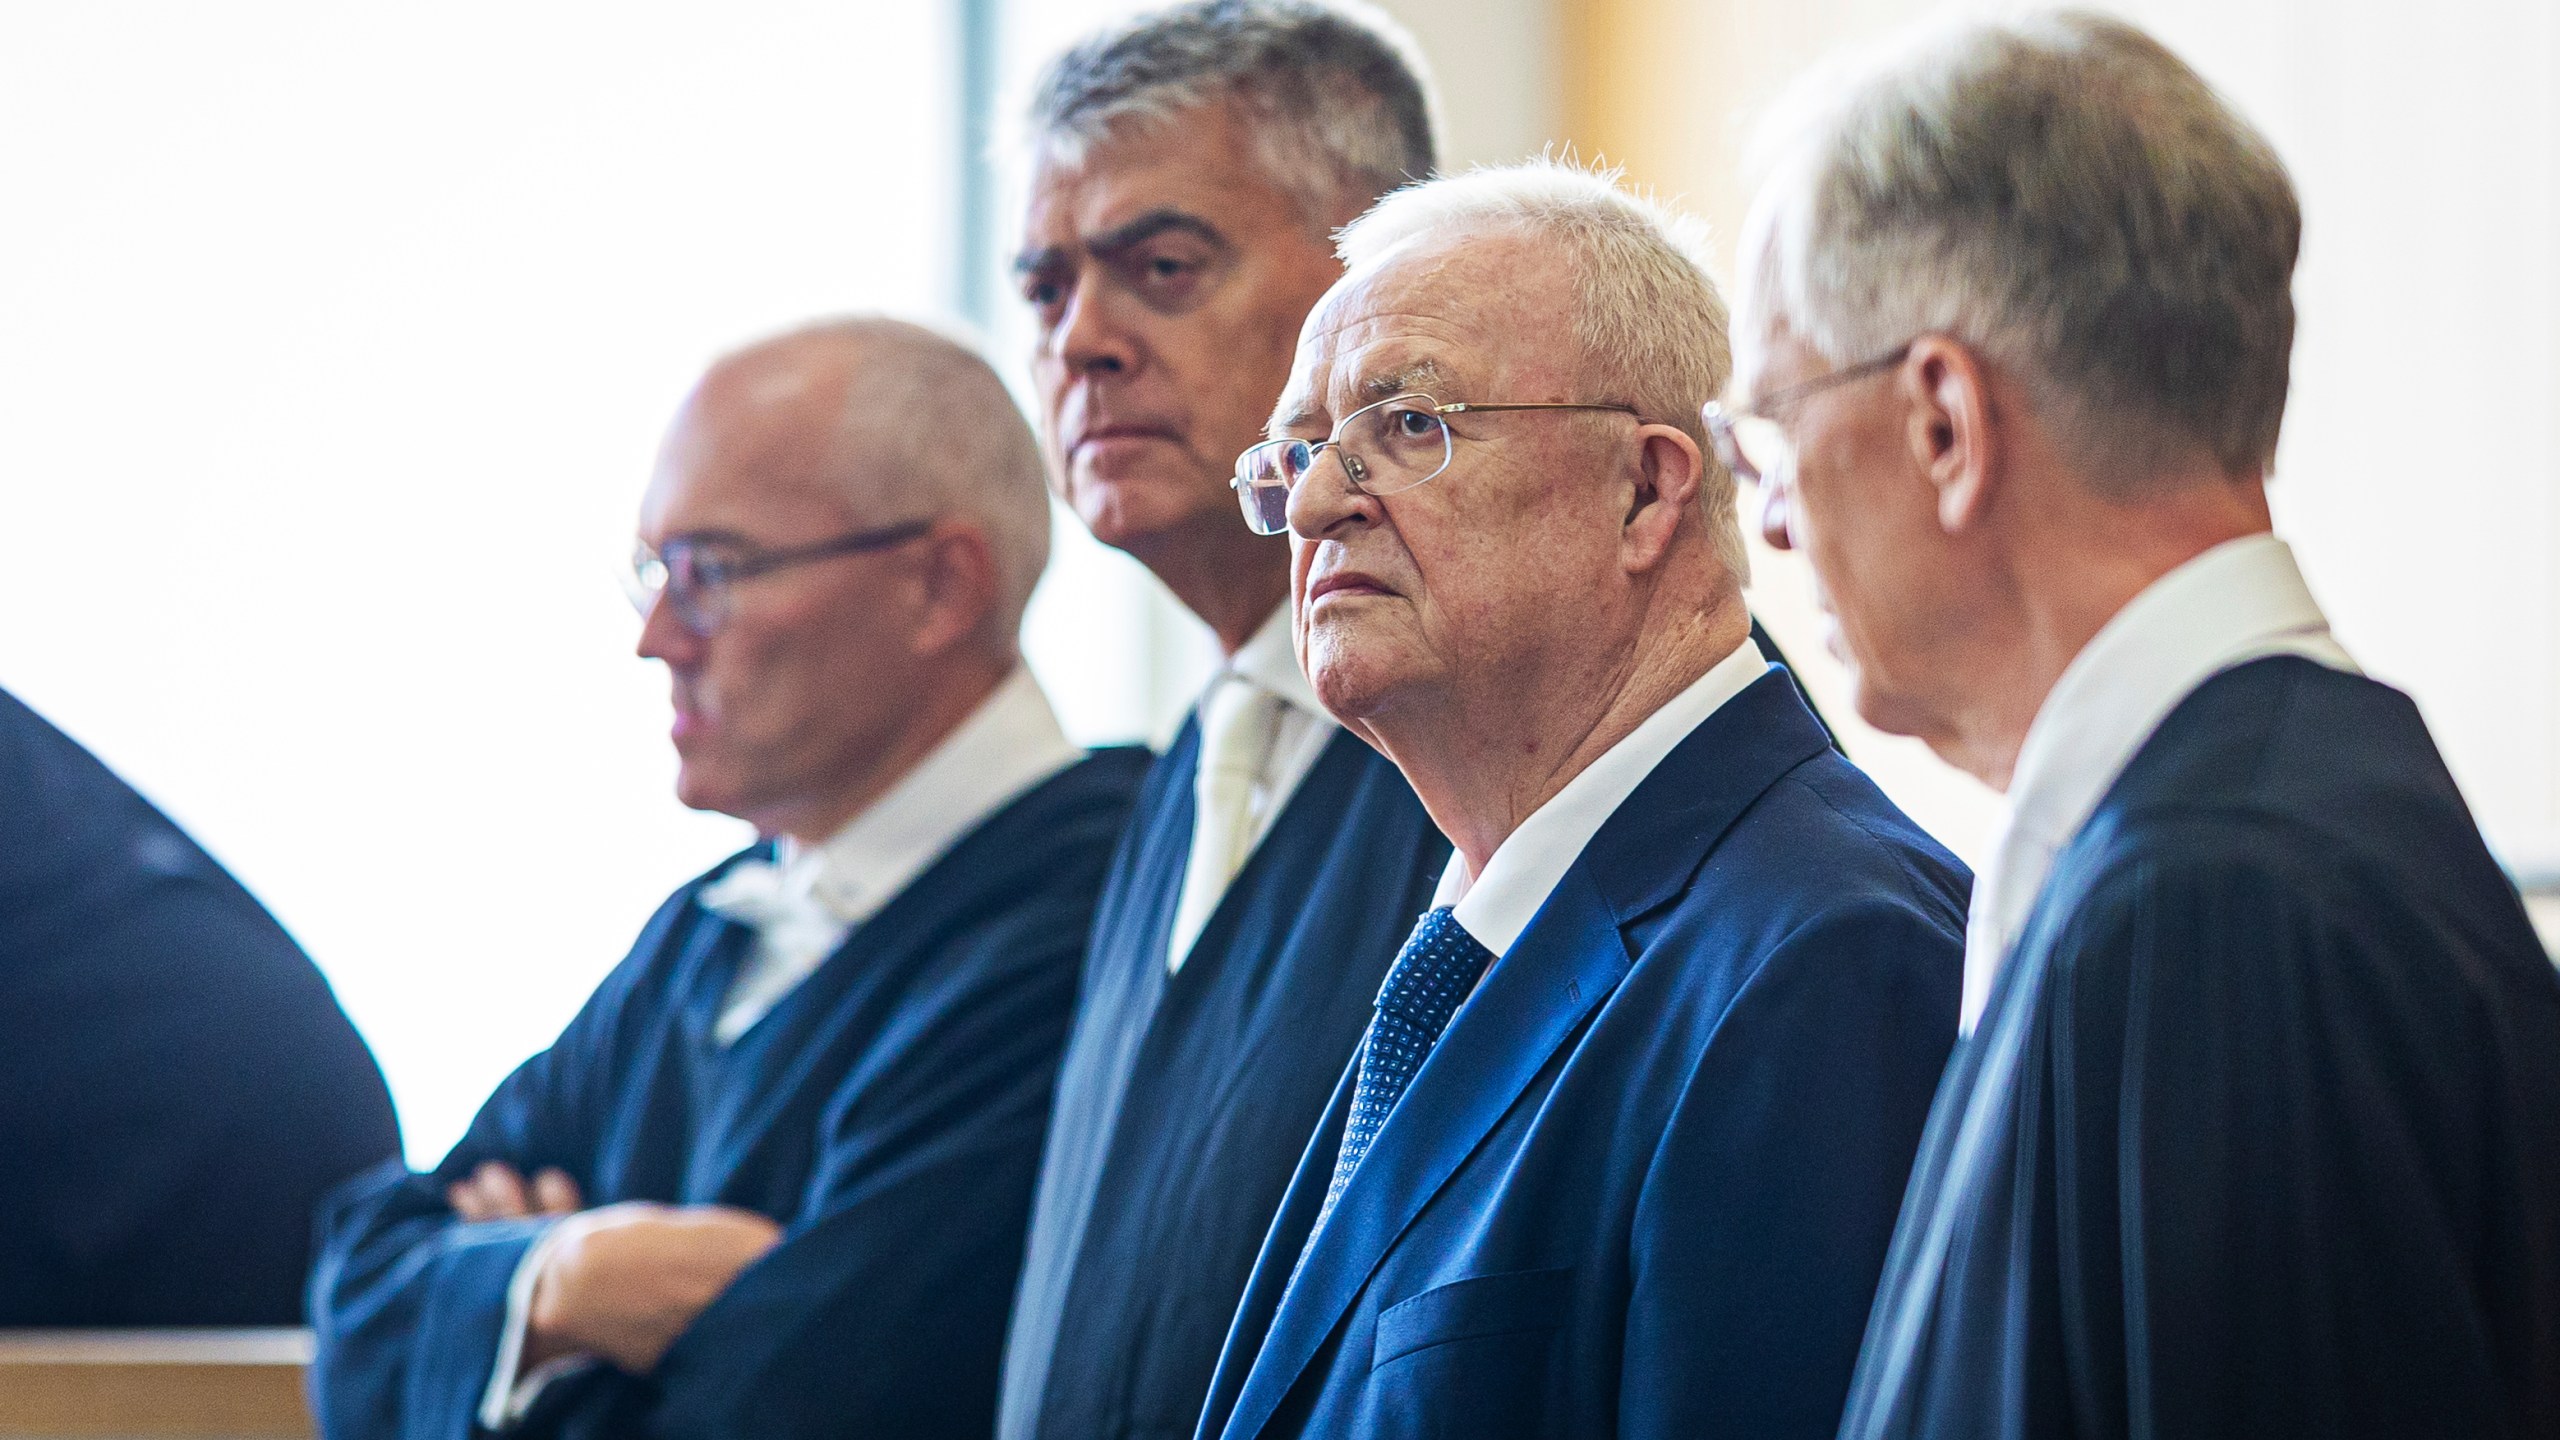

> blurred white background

[
  {"left": 2, "top": 3, "right": 971, "bottom": 1162},
  {"left": 5, "top": 0, "right": 2552, "bottom": 1164}
]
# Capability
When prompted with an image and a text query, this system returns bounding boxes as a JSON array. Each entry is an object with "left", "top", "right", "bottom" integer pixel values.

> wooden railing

[{"left": 0, "top": 1331, "right": 313, "bottom": 1439}]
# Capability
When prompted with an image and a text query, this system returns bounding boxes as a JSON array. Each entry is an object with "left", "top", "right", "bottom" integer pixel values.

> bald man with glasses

[{"left": 309, "top": 318, "right": 1146, "bottom": 1440}]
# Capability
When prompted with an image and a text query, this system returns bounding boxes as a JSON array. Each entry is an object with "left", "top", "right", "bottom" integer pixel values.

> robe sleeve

[
  {"left": 2039, "top": 834, "right": 2539, "bottom": 1440},
  {"left": 1619, "top": 897, "right": 1960, "bottom": 1440},
  {"left": 306, "top": 896, "right": 685, "bottom": 1440},
  {"left": 640, "top": 895, "right": 1084, "bottom": 1439}
]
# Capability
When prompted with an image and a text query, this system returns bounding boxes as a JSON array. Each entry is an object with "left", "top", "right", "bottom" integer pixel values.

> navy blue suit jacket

[
  {"left": 1000, "top": 724, "right": 1450, "bottom": 1440},
  {"left": 309, "top": 748, "right": 1145, "bottom": 1440},
  {"left": 1841, "top": 658, "right": 2560, "bottom": 1440},
  {"left": 1197, "top": 671, "right": 1969, "bottom": 1440},
  {"left": 0, "top": 685, "right": 398, "bottom": 1324}
]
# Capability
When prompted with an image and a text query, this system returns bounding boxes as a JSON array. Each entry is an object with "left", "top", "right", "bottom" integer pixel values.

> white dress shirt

[
  {"left": 700, "top": 664, "right": 1083, "bottom": 1042},
  {"left": 1433, "top": 637, "right": 1769, "bottom": 958},
  {"left": 1165, "top": 603, "right": 1337, "bottom": 970},
  {"left": 1961, "top": 534, "right": 2357, "bottom": 1036},
  {"left": 479, "top": 664, "right": 1081, "bottom": 1430}
]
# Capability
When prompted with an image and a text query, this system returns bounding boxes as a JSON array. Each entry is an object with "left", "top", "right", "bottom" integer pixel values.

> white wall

[
  {"left": 1370, "top": 0, "right": 1561, "bottom": 170},
  {"left": 0, "top": 1, "right": 962, "bottom": 1163}
]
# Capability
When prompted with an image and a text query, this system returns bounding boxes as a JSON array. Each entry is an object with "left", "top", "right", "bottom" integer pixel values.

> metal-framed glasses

[
  {"left": 1230, "top": 392, "right": 1640, "bottom": 536},
  {"left": 623, "top": 519, "right": 933, "bottom": 636},
  {"left": 1701, "top": 342, "right": 1912, "bottom": 486}
]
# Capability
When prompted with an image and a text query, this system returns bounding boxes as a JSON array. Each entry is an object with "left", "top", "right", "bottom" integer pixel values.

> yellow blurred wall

[
  {"left": 1552, "top": 0, "right": 2560, "bottom": 889},
  {"left": 1560, "top": 0, "right": 2006, "bottom": 862}
]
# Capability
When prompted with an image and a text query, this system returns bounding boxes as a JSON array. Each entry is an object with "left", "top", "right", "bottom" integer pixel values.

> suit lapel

[
  {"left": 673, "top": 909, "right": 756, "bottom": 1056},
  {"left": 1220, "top": 671, "right": 1832, "bottom": 1440},
  {"left": 1205, "top": 1053, "right": 1359, "bottom": 1440},
  {"left": 1221, "top": 863, "right": 1631, "bottom": 1440},
  {"left": 671, "top": 845, "right": 775, "bottom": 1053}
]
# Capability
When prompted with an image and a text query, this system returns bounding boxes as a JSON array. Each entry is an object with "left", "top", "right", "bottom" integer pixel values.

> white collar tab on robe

[
  {"left": 1433, "top": 636, "right": 1768, "bottom": 958},
  {"left": 1963, "top": 533, "right": 2358, "bottom": 1035},
  {"left": 698, "top": 664, "right": 1082, "bottom": 1045}
]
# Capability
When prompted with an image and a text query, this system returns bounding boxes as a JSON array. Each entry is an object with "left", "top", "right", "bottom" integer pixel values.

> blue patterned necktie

[{"left": 1303, "top": 907, "right": 1495, "bottom": 1255}]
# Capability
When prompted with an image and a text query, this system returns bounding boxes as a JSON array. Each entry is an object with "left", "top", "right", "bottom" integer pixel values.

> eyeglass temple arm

[
  {"left": 1437, "top": 402, "right": 1641, "bottom": 416},
  {"left": 715, "top": 519, "right": 937, "bottom": 578}
]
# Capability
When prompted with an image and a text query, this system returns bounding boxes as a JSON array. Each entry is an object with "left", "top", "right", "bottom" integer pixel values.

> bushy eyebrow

[
  {"left": 1271, "top": 356, "right": 1458, "bottom": 438},
  {"left": 1011, "top": 209, "right": 1228, "bottom": 276},
  {"left": 1270, "top": 392, "right": 1324, "bottom": 439},
  {"left": 1361, "top": 359, "right": 1452, "bottom": 402}
]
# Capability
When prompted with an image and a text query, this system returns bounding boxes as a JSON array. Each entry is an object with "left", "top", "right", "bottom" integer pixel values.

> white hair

[
  {"left": 1338, "top": 159, "right": 1749, "bottom": 582},
  {"left": 1027, "top": 0, "right": 1440, "bottom": 224},
  {"left": 736, "top": 318, "right": 1053, "bottom": 644},
  {"left": 1743, "top": 8, "right": 2301, "bottom": 488}
]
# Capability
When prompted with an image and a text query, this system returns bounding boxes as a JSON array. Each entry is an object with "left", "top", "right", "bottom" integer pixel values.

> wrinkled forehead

[
  {"left": 1275, "top": 232, "right": 1571, "bottom": 431},
  {"left": 1021, "top": 102, "right": 1301, "bottom": 244}
]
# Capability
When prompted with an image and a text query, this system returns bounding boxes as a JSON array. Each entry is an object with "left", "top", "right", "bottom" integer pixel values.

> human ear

[
  {"left": 908, "top": 524, "right": 998, "bottom": 657},
  {"left": 1906, "top": 336, "right": 1998, "bottom": 534},
  {"left": 1621, "top": 424, "right": 1704, "bottom": 574}
]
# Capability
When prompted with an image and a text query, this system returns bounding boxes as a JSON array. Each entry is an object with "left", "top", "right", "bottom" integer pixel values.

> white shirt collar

[
  {"left": 1431, "top": 637, "right": 1769, "bottom": 957},
  {"left": 1961, "top": 533, "right": 2357, "bottom": 1034},
  {"left": 773, "top": 663, "right": 1083, "bottom": 925},
  {"left": 1225, "top": 601, "right": 1325, "bottom": 720}
]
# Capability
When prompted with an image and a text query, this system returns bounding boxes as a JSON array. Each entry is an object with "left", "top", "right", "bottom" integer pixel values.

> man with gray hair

[
  {"left": 310, "top": 319, "right": 1147, "bottom": 1439},
  {"left": 998, "top": 8, "right": 1456, "bottom": 1440},
  {"left": 1725, "top": 13, "right": 2560, "bottom": 1439},
  {"left": 1195, "top": 159, "right": 1966, "bottom": 1440}
]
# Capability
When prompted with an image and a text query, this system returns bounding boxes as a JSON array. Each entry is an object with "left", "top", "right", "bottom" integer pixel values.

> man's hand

[
  {"left": 447, "top": 1161, "right": 583, "bottom": 1221},
  {"left": 523, "top": 1203, "right": 784, "bottom": 1375}
]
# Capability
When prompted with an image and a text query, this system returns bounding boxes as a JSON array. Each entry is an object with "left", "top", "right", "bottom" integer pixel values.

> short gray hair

[
  {"left": 736, "top": 318, "right": 1053, "bottom": 644},
  {"left": 1338, "top": 159, "right": 1749, "bottom": 582},
  {"left": 1745, "top": 9, "right": 2301, "bottom": 487},
  {"left": 1028, "top": 0, "right": 1439, "bottom": 223}
]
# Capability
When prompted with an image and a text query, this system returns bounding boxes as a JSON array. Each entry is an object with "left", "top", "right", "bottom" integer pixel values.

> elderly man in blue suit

[
  {"left": 1195, "top": 162, "right": 1970, "bottom": 1440},
  {"left": 1729, "top": 14, "right": 2560, "bottom": 1438}
]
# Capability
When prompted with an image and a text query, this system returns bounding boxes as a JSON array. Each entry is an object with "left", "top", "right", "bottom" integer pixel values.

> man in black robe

[
  {"left": 308, "top": 318, "right": 1146, "bottom": 1439},
  {"left": 996, "top": 13, "right": 1450, "bottom": 1440},
  {"left": 1723, "top": 13, "right": 2560, "bottom": 1438},
  {"left": 0, "top": 686, "right": 399, "bottom": 1324}
]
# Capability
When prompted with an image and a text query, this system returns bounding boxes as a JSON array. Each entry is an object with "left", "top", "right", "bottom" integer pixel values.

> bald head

[
  {"left": 670, "top": 317, "right": 1053, "bottom": 642},
  {"left": 636, "top": 317, "right": 1058, "bottom": 841}
]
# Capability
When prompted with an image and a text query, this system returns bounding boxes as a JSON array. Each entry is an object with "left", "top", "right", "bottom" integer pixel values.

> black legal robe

[
  {"left": 1841, "top": 658, "right": 2560, "bottom": 1440},
  {"left": 308, "top": 748, "right": 1146, "bottom": 1440},
  {"left": 998, "top": 723, "right": 1451, "bottom": 1440},
  {"left": 0, "top": 685, "right": 399, "bottom": 1325}
]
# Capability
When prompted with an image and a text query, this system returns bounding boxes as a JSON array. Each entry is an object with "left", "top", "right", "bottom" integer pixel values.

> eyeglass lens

[
  {"left": 1710, "top": 411, "right": 1792, "bottom": 487},
  {"left": 1231, "top": 396, "right": 1457, "bottom": 536},
  {"left": 625, "top": 544, "right": 725, "bottom": 636}
]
